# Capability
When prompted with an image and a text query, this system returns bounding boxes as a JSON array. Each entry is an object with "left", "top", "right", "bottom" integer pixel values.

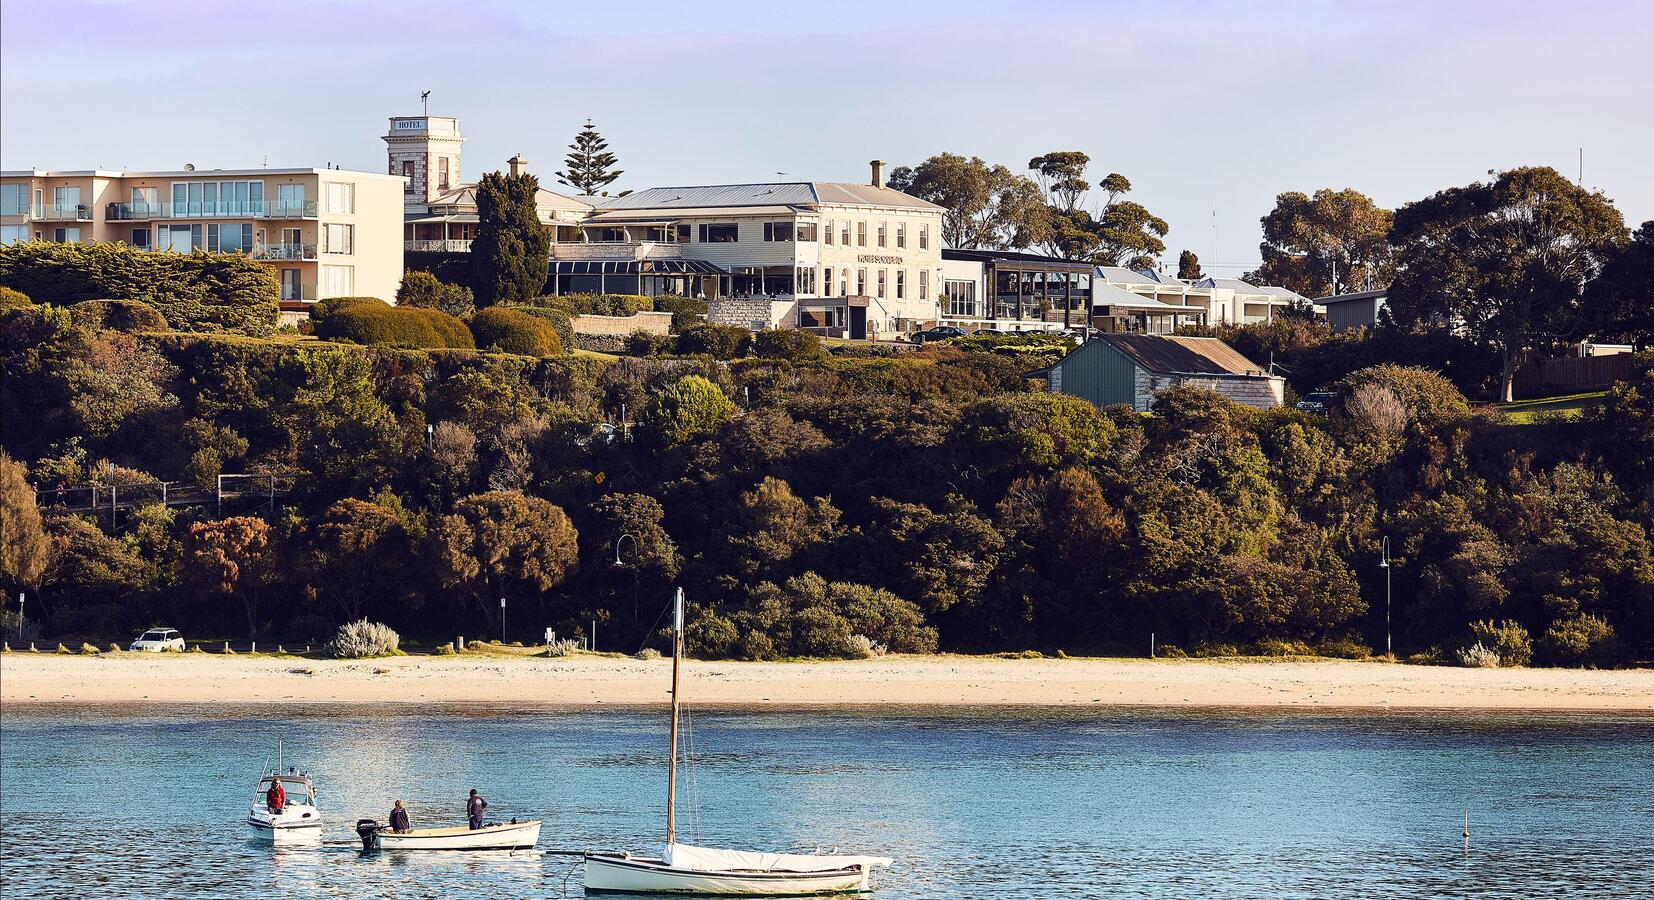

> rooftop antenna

[
  {"left": 1210, "top": 204, "right": 1217, "bottom": 267},
  {"left": 1578, "top": 147, "right": 1583, "bottom": 185},
  {"left": 776, "top": 172, "right": 790, "bottom": 182},
  {"left": 421, "top": 90, "right": 431, "bottom": 116}
]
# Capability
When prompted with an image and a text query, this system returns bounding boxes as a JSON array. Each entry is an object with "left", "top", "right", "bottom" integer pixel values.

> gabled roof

[
  {"left": 1093, "top": 333, "right": 1272, "bottom": 377},
  {"left": 1193, "top": 276, "right": 1263, "bottom": 292},
  {"left": 1315, "top": 288, "right": 1388, "bottom": 304},
  {"left": 1257, "top": 285, "right": 1308, "bottom": 302},
  {"left": 1093, "top": 266, "right": 1163, "bottom": 286},
  {"left": 593, "top": 182, "right": 940, "bottom": 212},
  {"left": 1091, "top": 282, "right": 1197, "bottom": 310},
  {"left": 427, "top": 183, "right": 592, "bottom": 215},
  {"left": 1137, "top": 269, "right": 1188, "bottom": 285}
]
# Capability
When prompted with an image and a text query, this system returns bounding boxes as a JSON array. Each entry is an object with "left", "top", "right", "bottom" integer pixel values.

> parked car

[
  {"left": 911, "top": 326, "right": 967, "bottom": 345},
  {"left": 129, "top": 627, "right": 185, "bottom": 652},
  {"left": 1296, "top": 392, "right": 1337, "bottom": 415},
  {"left": 972, "top": 328, "right": 1006, "bottom": 336}
]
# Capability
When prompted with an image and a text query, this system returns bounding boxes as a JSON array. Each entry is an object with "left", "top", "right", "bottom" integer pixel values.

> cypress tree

[
  {"left": 555, "top": 119, "right": 623, "bottom": 196},
  {"left": 1177, "top": 250, "right": 1202, "bottom": 280},
  {"left": 470, "top": 170, "right": 550, "bottom": 305}
]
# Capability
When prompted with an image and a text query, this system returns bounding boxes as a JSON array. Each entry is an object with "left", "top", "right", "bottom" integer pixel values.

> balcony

[
  {"left": 280, "top": 284, "right": 319, "bottom": 302},
  {"left": 252, "top": 243, "right": 317, "bottom": 261},
  {"left": 406, "top": 239, "right": 473, "bottom": 253},
  {"left": 550, "top": 240, "right": 683, "bottom": 261},
  {"left": 107, "top": 202, "right": 163, "bottom": 221},
  {"left": 156, "top": 200, "right": 319, "bottom": 220},
  {"left": 34, "top": 204, "right": 93, "bottom": 222}
]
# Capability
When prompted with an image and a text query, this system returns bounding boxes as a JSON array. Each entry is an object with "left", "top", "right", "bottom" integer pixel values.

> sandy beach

[{"left": 2, "top": 651, "right": 1650, "bottom": 710}]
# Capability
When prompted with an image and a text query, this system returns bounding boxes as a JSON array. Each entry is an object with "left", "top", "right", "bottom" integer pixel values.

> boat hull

[
  {"left": 374, "top": 820, "right": 541, "bottom": 851},
  {"left": 247, "top": 805, "right": 322, "bottom": 844},
  {"left": 584, "top": 854, "right": 875, "bottom": 895}
]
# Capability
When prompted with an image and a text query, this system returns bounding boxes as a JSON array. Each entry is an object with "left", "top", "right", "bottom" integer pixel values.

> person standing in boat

[
  {"left": 466, "top": 789, "right": 487, "bottom": 830},
  {"left": 388, "top": 800, "right": 410, "bottom": 834},
  {"left": 266, "top": 779, "right": 286, "bottom": 814}
]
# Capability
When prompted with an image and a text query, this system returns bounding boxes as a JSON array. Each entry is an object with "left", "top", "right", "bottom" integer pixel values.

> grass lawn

[{"left": 1497, "top": 390, "right": 1608, "bottom": 423}]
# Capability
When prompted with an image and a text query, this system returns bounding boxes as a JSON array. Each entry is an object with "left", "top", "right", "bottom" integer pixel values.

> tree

[
  {"left": 1250, "top": 188, "right": 1394, "bottom": 297},
  {"left": 0, "top": 453, "right": 48, "bottom": 594},
  {"left": 642, "top": 375, "right": 735, "bottom": 446},
  {"left": 555, "top": 119, "right": 623, "bottom": 196},
  {"left": 304, "top": 497, "right": 415, "bottom": 622},
  {"left": 1388, "top": 166, "right": 1628, "bottom": 401},
  {"left": 1026, "top": 154, "right": 1167, "bottom": 266},
  {"left": 185, "top": 516, "right": 276, "bottom": 639},
  {"left": 470, "top": 170, "right": 551, "bottom": 306},
  {"left": 396, "top": 271, "right": 475, "bottom": 318},
  {"left": 432, "top": 491, "right": 579, "bottom": 633},
  {"left": 886, "top": 154, "right": 1047, "bottom": 250},
  {"left": 1178, "top": 250, "right": 1203, "bottom": 281},
  {"left": 726, "top": 476, "right": 839, "bottom": 581},
  {"left": 1586, "top": 221, "right": 1654, "bottom": 348}
]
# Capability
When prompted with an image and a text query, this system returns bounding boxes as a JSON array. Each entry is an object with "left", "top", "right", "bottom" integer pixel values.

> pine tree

[
  {"left": 556, "top": 120, "right": 623, "bottom": 196},
  {"left": 1177, "top": 250, "right": 1202, "bottom": 280},
  {"left": 470, "top": 171, "right": 550, "bottom": 305}
]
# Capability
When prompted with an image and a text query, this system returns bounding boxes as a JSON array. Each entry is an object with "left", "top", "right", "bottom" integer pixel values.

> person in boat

[
  {"left": 466, "top": 789, "right": 487, "bottom": 830},
  {"left": 266, "top": 778, "right": 286, "bottom": 814},
  {"left": 389, "top": 800, "right": 410, "bottom": 834}
]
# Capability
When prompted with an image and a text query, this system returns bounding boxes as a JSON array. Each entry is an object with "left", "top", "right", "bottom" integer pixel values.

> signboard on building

[
  {"left": 393, "top": 119, "right": 427, "bottom": 131},
  {"left": 858, "top": 254, "right": 903, "bottom": 265}
]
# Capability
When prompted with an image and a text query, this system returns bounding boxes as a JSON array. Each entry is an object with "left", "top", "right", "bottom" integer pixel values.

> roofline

[{"left": 2, "top": 167, "right": 404, "bottom": 181}]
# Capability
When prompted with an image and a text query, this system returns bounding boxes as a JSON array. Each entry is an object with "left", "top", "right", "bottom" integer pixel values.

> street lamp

[
  {"left": 16, "top": 592, "right": 23, "bottom": 641},
  {"left": 1378, "top": 536, "right": 1392, "bottom": 658},
  {"left": 614, "top": 533, "right": 638, "bottom": 566},
  {"left": 499, "top": 596, "right": 506, "bottom": 643}
]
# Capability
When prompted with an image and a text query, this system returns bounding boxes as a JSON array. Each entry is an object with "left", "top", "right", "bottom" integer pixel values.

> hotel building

[{"left": 0, "top": 166, "right": 406, "bottom": 311}]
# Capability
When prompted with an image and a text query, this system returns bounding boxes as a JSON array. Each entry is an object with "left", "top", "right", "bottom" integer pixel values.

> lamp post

[
  {"left": 1378, "top": 536, "right": 1392, "bottom": 658},
  {"left": 499, "top": 597, "right": 506, "bottom": 643},
  {"left": 16, "top": 593, "right": 23, "bottom": 641},
  {"left": 614, "top": 533, "right": 638, "bottom": 567}
]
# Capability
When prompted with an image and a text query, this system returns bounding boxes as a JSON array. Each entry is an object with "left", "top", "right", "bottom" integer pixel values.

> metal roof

[
  {"left": 1315, "top": 288, "right": 1388, "bottom": 304},
  {"left": 552, "top": 259, "right": 725, "bottom": 275},
  {"left": 594, "top": 182, "right": 939, "bottom": 211},
  {"left": 1137, "top": 269, "right": 1187, "bottom": 285},
  {"left": 1093, "top": 266, "right": 1163, "bottom": 286},
  {"left": 1091, "top": 282, "right": 1199, "bottom": 311},
  {"left": 1092, "top": 333, "right": 1271, "bottom": 377},
  {"left": 1257, "top": 285, "right": 1308, "bottom": 301},
  {"left": 1193, "top": 276, "right": 1263, "bottom": 292},
  {"left": 942, "top": 248, "right": 1094, "bottom": 273}
]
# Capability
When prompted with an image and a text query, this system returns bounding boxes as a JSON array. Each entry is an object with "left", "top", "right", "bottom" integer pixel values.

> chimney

[
  {"left": 869, "top": 159, "right": 885, "bottom": 188},
  {"left": 508, "top": 154, "right": 528, "bottom": 178}
]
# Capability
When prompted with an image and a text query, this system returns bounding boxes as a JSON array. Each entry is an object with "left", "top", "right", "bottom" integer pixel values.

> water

[{"left": 1, "top": 705, "right": 1651, "bottom": 898}]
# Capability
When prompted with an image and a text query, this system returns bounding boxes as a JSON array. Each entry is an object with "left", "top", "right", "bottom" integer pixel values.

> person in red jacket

[{"left": 266, "top": 779, "right": 286, "bottom": 814}]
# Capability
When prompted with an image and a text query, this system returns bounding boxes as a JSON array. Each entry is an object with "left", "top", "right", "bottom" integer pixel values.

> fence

[{"left": 1513, "top": 354, "right": 1637, "bottom": 399}]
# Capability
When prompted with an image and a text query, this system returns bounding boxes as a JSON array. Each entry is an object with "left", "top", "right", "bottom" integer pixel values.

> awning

[{"left": 552, "top": 259, "right": 726, "bottom": 275}]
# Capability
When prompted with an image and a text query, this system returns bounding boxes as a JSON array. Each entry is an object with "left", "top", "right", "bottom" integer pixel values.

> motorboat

[
  {"left": 582, "top": 589, "right": 893, "bottom": 895},
  {"left": 247, "top": 770, "right": 322, "bottom": 844},
  {"left": 356, "top": 817, "right": 542, "bottom": 851}
]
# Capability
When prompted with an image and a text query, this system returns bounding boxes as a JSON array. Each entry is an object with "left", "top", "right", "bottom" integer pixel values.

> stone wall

[
  {"left": 571, "top": 310, "right": 673, "bottom": 336},
  {"left": 707, "top": 297, "right": 773, "bottom": 329}
]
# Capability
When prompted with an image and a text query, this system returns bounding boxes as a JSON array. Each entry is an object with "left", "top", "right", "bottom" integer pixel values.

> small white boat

[
  {"left": 582, "top": 589, "right": 894, "bottom": 895},
  {"left": 247, "top": 771, "right": 322, "bottom": 844},
  {"left": 360, "top": 818, "right": 542, "bottom": 851}
]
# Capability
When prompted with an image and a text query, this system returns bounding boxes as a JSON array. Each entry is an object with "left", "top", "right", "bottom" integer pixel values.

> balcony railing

[
  {"left": 406, "top": 239, "right": 473, "bottom": 252},
  {"left": 280, "top": 284, "right": 319, "bottom": 302},
  {"left": 107, "top": 202, "right": 164, "bottom": 221},
  {"left": 34, "top": 204, "right": 93, "bottom": 221},
  {"left": 550, "top": 240, "right": 683, "bottom": 261},
  {"left": 157, "top": 200, "right": 319, "bottom": 219},
  {"left": 252, "top": 243, "right": 317, "bottom": 261}
]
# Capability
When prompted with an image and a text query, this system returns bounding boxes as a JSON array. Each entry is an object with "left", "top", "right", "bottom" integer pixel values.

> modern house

[
  {"left": 939, "top": 248, "right": 1093, "bottom": 332},
  {"left": 1092, "top": 267, "right": 1311, "bottom": 328},
  {"left": 0, "top": 166, "right": 406, "bottom": 311},
  {"left": 1318, "top": 289, "right": 1388, "bottom": 331},
  {"left": 1039, "top": 333, "right": 1285, "bottom": 411}
]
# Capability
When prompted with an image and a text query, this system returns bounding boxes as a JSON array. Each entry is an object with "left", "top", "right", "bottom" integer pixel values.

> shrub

[
  {"left": 626, "top": 330, "right": 675, "bottom": 356},
  {"left": 54, "top": 643, "right": 71, "bottom": 654},
  {"left": 325, "top": 619, "right": 401, "bottom": 659},
  {"left": 686, "top": 611, "right": 740, "bottom": 658},
  {"left": 653, "top": 294, "right": 708, "bottom": 331},
  {"left": 1538, "top": 614, "right": 1619, "bottom": 667},
  {"left": 312, "top": 295, "right": 386, "bottom": 318},
  {"left": 503, "top": 304, "right": 574, "bottom": 353},
  {"left": 69, "top": 299, "right": 169, "bottom": 332},
  {"left": 1457, "top": 641, "right": 1501, "bottom": 668},
  {"left": 642, "top": 375, "right": 736, "bottom": 446},
  {"left": 844, "top": 634, "right": 885, "bottom": 659},
  {"left": 79, "top": 642, "right": 101, "bottom": 655},
  {"left": 1192, "top": 642, "right": 1244, "bottom": 658},
  {"left": 1253, "top": 638, "right": 1316, "bottom": 657},
  {"left": 395, "top": 271, "right": 476, "bottom": 318},
  {"left": 634, "top": 647, "right": 663, "bottom": 661},
  {"left": 753, "top": 328, "right": 823, "bottom": 361},
  {"left": 105, "top": 643, "right": 121, "bottom": 653},
  {"left": 677, "top": 323, "right": 752, "bottom": 359},
  {"left": 1334, "top": 365, "right": 1471, "bottom": 427},
  {"left": 542, "top": 638, "right": 583, "bottom": 657},
  {"left": 1315, "top": 635, "right": 1373, "bottom": 659},
  {"left": 0, "top": 285, "right": 32, "bottom": 309},
  {"left": 0, "top": 240, "right": 278, "bottom": 333},
  {"left": 1469, "top": 619, "right": 1532, "bottom": 667},
  {"left": 1154, "top": 643, "right": 1188, "bottom": 659},
  {"left": 470, "top": 306, "right": 564, "bottom": 356},
  {"left": 564, "top": 292, "right": 653, "bottom": 317},
  {"left": 313, "top": 299, "right": 474, "bottom": 350},
  {"left": 433, "top": 643, "right": 457, "bottom": 656}
]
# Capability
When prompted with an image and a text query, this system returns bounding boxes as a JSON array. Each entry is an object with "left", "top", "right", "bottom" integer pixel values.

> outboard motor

[{"left": 355, "top": 819, "right": 381, "bottom": 851}]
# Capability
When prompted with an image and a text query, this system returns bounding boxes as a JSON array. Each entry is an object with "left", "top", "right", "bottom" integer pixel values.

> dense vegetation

[{"left": 2, "top": 277, "right": 1650, "bottom": 665}]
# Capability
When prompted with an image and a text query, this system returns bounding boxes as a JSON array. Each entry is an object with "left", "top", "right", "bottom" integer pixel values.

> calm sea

[{"left": 1, "top": 705, "right": 1650, "bottom": 898}]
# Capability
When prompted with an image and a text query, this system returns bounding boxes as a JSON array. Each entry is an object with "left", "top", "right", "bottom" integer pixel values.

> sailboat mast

[{"left": 666, "top": 588, "right": 683, "bottom": 846}]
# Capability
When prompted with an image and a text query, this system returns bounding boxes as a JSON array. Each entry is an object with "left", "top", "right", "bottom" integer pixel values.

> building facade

[
  {"left": 0, "top": 167, "right": 405, "bottom": 307},
  {"left": 1042, "top": 333, "right": 1285, "bottom": 411},
  {"left": 1092, "top": 267, "right": 1312, "bottom": 330}
]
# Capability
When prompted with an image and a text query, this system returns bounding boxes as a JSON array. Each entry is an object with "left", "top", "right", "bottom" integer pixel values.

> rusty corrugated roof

[{"left": 1096, "top": 333, "right": 1269, "bottom": 377}]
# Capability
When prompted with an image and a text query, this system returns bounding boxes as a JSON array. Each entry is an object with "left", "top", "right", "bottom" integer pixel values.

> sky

[{"left": 3, "top": 0, "right": 1650, "bottom": 273}]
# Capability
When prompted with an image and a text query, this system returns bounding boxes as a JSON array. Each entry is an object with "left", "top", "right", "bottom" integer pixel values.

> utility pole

[{"left": 1379, "top": 536, "right": 1393, "bottom": 657}]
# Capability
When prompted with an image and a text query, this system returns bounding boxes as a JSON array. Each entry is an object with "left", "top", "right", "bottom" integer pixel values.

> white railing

[
  {"left": 406, "top": 239, "right": 473, "bottom": 252},
  {"left": 253, "top": 243, "right": 316, "bottom": 260},
  {"left": 550, "top": 241, "right": 682, "bottom": 261}
]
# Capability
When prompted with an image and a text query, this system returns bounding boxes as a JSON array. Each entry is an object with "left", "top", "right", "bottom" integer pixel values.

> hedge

[
  {"left": 504, "top": 304, "right": 575, "bottom": 352},
  {"left": 69, "top": 299, "right": 170, "bottom": 332},
  {"left": 395, "top": 271, "right": 475, "bottom": 318},
  {"left": 0, "top": 240, "right": 278, "bottom": 334},
  {"left": 312, "top": 298, "right": 475, "bottom": 350},
  {"left": 0, "top": 285, "right": 31, "bottom": 309},
  {"left": 677, "top": 323, "right": 752, "bottom": 359},
  {"left": 561, "top": 292, "right": 653, "bottom": 317},
  {"left": 652, "top": 294, "right": 708, "bottom": 331},
  {"left": 753, "top": 328, "right": 823, "bottom": 360},
  {"left": 470, "top": 306, "right": 564, "bottom": 357}
]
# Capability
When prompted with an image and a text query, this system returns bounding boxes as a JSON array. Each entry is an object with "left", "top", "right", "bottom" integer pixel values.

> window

[
  {"left": 321, "top": 264, "right": 355, "bottom": 297},
  {"left": 857, "top": 222, "right": 866, "bottom": 247},
  {"left": 896, "top": 223, "right": 906, "bottom": 249},
  {"left": 157, "top": 224, "right": 200, "bottom": 252},
  {"left": 856, "top": 268, "right": 866, "bottom": 295},
  {"left": 131, "top": 187, "right": 158, "bottom": 216},
  {"left": 698, "top": 223, "right": 738, "bottom": 243},
  {"left": 920, "top": 270, "right": 929, "bottom": 300},
  {"left": 877, "top": 222, "right": 887, "bottom": 248},
  {"left": 841, "top": 222, "right": 850, "bottom": 245},
  {"left": 945, "top": 280, "right": 979, "bottom": 317},
  {"left": 763, "top": 222, "right": 794, "bottom": 242},
  {"left": 878, "top": 269, "right": 888, "bottom": 299},
  {"left": 676, "top": 223, "right": 692, "bottom": 243},
  {"left": 324, "top": 182, "right": 355, "bottom": 214},
  {"left": 825, "top": 220, "right": 834, "bottom": 245},
  {"left": 129, "top": 228, "right": 151, "bottom": 249},
  {"left": 0, "top": 184, "right": 23, "bottom": 216},
  {"left": 53, "top": 186, "right": 82, "bottom": 215},
  {"left": 277, "top": 184, "right": 306, "bottom": 216},
  {"left": 53, "top": 227, "right": 81, "bottom": 243},
  {"left": 402, "top": 160, "right": 414, "bottom": 190},
  {"left": 795, "top": 222, "right": 818, "bottom": 242},
  {"left": 438, "top": 157, "right": 450, "bottom": 191},
  {"left": 0, "top": 224, "right": 28, "bottom": 245},
  {"left": 841, "top": 268, "right": 850, "bottom": 297},
  {"left": 281, "top": 269, "right": 303, "bottom": 301},
  {"left": 896, "top": 270, "right": 905, "bottom": 300},
  {"left": 209, "top": 223, "right": 252, "bottom": 254},
  {"left": 822, "top": 267, "right": 833, "bottom": 296},
  {"left": 321, "top": 223, "right": 354, "bottom": 254},
  {"left": 920, "top": 224, "right": 929, "bottom": 250},
  {"left": 796, "top": 266, "right": 816, "bottom": 294}
]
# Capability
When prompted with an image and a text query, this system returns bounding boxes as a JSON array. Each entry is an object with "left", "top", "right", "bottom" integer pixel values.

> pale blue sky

[{"left": 3, "top": 0, "right": 1649, "bottom": 272}]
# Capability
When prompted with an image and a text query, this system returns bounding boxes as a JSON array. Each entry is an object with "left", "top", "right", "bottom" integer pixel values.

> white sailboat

[{"left": 583, "top": 589, "right": 893, "bottom": 895}]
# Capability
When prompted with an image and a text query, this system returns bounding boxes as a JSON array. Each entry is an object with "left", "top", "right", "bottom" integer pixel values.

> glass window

[
  {"left": 857, "top": 222, "right": 866, "bottom": 247},
  {"left": 699, "top": 223, "right": 738, "bottom": 243},
  {"left": 1, "top": 184, "right": 25, "bottom": 215},
  {"left": 896, "top": 270, "right": 905, "bottom": 299},
  {"left": 676, "top": 223, "right": 692, "bottom": 243},
  {"left": 896, "top": 223, "right": 906, "bottom": 249},
  {"left": 841, "top": 222, "right": 850, "bottom": 245},
  {"left": 920, "top": 270, "right": 929, "bottom": 300},
  {"left": 822, "top": 268, "right": 833, "bottom": 296},
  {"left": 54, "top": 227, "right": 82, "bottom": 242},
  {"left": 324, "top": 182, "right": 354, "bottom": 214},
  {"left": 920, "top": 224, "right": 929, "bottom": 250},
  {"left": 795, "top": 222, "right": 817, "bottom": 242},
  {"left": 824, "top": 220, "right": 834, "bottom": 245},
  {"left": 322, "top": 223, "right": 354, "bottom": 254},
  {"left": 209, "top": 223, "right": 252, "bottom": 253},
  {"left": 402, "top": 160, "right": 415, "bottom": 189},
  {"left": 54, "top": 186, "right": 82, "bottom": 210},
  {"left": 281, "top": 269, "right": 302, "bottom": 300},
  {"left": 321, "top": 264, "right": 354, "bottom": 297},
  {"left": 877, "top": 222, "right": 887, "bottom": 248},
  {"left": 0, "top": 224, "right": 27, "bottom": 245},
  {"left": 128, "top": 228, "right": 150, "bottom": 249},
  {"left": 278, "top": 184, "right": 306, "bottom": 216},
  {"left": 438, "top": 157, "right": 450, "bottom": 191},
  {"left": 763, "top": 222, "right": 794, "bottom": 242},
  {"left": 856, "top": 269, "right": 866, "bottom": 295}
]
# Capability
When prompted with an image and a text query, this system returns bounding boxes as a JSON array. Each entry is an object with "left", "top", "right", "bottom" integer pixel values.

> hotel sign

[
  {"left": 857, "top": 254, "right": 902, "bottom": 264},
  {"left": 394, "top": 119, "right": 427, "bottom": 131}
]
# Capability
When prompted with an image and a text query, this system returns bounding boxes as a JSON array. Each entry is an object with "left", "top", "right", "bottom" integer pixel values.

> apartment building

[
  {"left": 0, "top": 167, "right": 405, "bottom": 307},
  {"left": 1091, "top": 267, "right": 1313, "bottom": 331}
]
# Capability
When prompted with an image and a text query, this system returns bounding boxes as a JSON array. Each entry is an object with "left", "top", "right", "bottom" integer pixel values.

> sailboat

[{"left": 583, "top": 589, "right": 893, "bottom": 895}]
